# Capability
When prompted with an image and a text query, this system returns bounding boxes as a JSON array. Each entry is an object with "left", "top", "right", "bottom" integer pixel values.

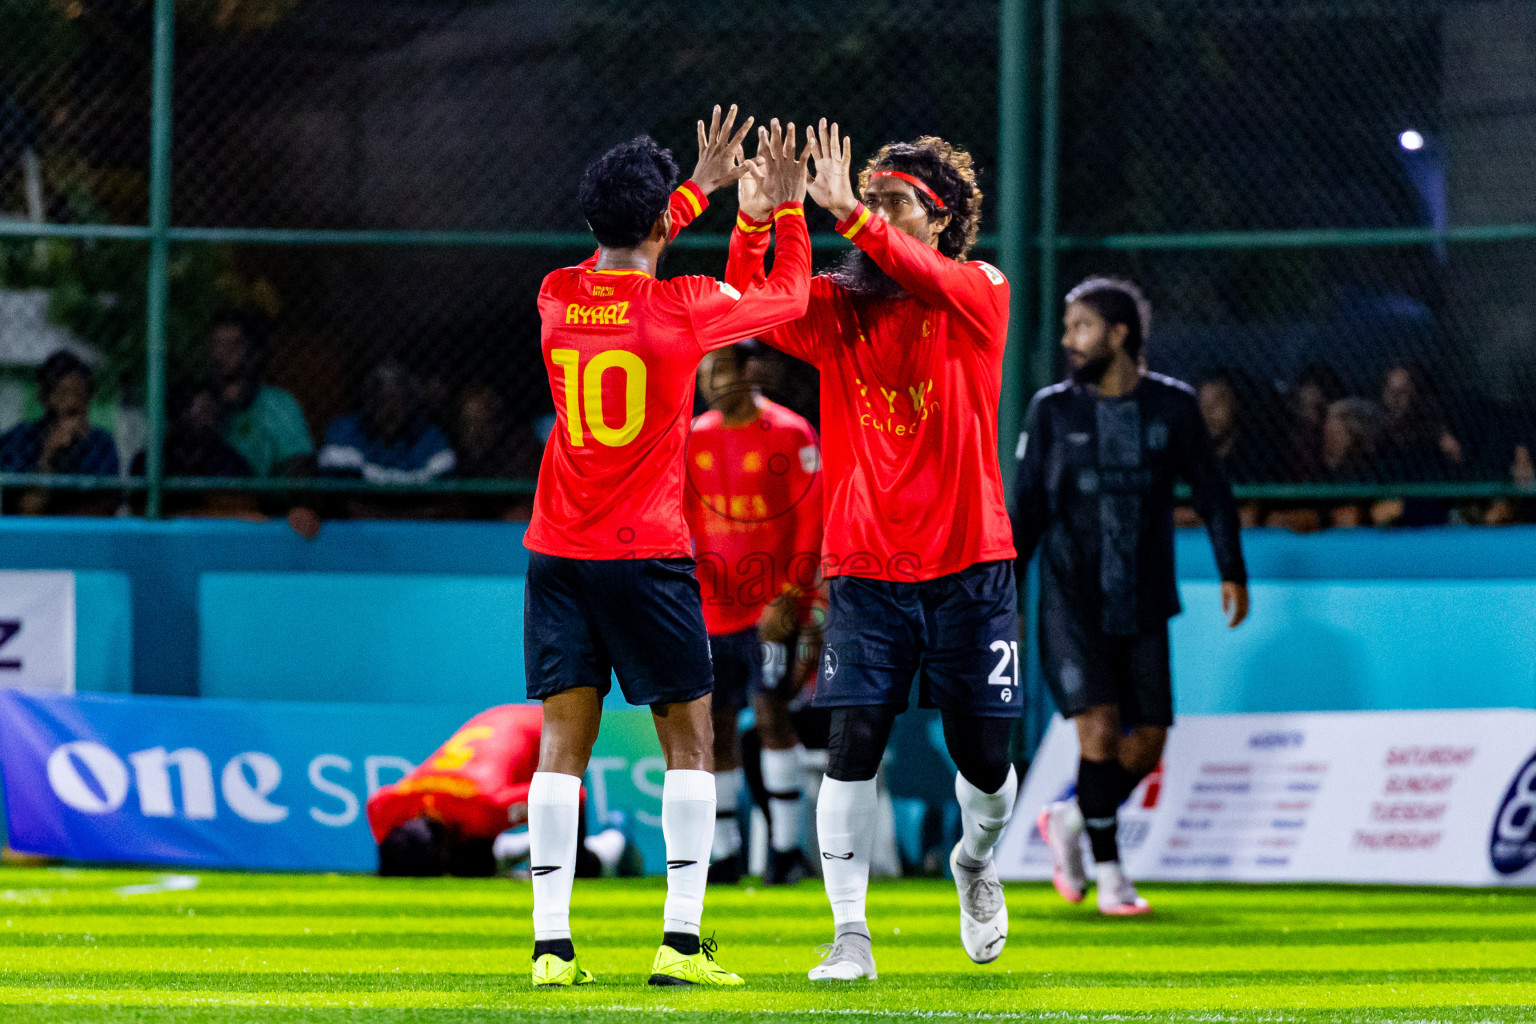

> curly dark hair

[
  {"left": 858, "top": 136, "right": 983, "bottom": 261},
  {"left": 578, "top": 135, "right": 680, "bottom": 248}
]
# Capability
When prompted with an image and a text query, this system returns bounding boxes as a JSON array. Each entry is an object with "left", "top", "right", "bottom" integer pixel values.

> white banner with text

[{"left": 997, "top": 709, "right": 1536, "bottom": 886}]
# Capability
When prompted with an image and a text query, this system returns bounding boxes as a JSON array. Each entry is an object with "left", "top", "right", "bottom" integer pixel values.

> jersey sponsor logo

[
  {"left": 855, "top": 376, "right": 940, "bottom": 437},
  {"left": 1068, "top": 432, "right": 1090, "bottom": 445},
  {"left": 1490, "top": 748, "right": 1536, "bottom": 875},
  {"left": 564, "top": 301, "right": 632, "bottom": 326},
  {"left": 799, "top": 444, "right": 821, "bottom": 474},
  {"left": 717, "top": 281, "right": 741, "bottom": 300},
  {"left": 975, "top": 261, "right": 1005, "bottom": 286}
]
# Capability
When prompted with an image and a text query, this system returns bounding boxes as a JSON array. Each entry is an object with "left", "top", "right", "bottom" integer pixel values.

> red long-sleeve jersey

[
  {"left": 365, "top": 704, "right": 546, "bottom": 843},
  {"left": 524, "top": 185, "right": 811, "bottom": 560},
  {"left": 684, "top": 398, "right": 823, "bottom": 635},
  {"left": 726, "top": 203, "right": 1016, "bottom": 582}
]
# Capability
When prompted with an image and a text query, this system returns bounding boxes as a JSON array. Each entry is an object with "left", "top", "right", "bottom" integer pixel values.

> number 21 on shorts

[
  {"left": 551, "top": 348, "right": 647, "bottom": 447},
  {"left": 988, "top": 640, "right": 1020, "bottom": 704}
]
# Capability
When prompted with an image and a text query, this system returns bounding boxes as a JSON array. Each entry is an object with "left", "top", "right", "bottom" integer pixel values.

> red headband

[{"left": 869, "top": 170, "right": 947, "bottom": 210}]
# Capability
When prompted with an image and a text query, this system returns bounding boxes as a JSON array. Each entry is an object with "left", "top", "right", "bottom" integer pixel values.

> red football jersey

[
  {"left": 726, "top": 204, "right": 1017, "bottom": 582},
  {"left": 685, "top": 399, "right": 823, "bottom": 635},
  {"left": 524, "top": 188, "right": 812, "bottom": 560},
  {"left": 365, "top": 704, "right": 546, "bottom": 843}
]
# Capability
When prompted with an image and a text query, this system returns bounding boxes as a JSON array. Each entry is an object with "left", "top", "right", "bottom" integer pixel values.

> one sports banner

[
  {"left": 0, "top": 570, "right": 75, "bottom": 695},
  {"left": 996, "top": 709, "right": 1536, "bottom": 886},
  {"left": 0, "top": 692, "right": 673, "bottom": 873}
]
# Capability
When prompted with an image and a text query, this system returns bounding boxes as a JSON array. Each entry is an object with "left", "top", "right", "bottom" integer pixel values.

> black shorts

[
  {"left": 523, "top": 552, "right": 714, "bottom": 707},
  {"left": 710, "top": 627, "right": 800, "bottom": 711},
  {"left": 814, "top": 560, "right": 1021, "bottom": 719},
  {"left": 708, "top": 628, "right": 763, "bottom": 712},
  {"left": 1039, "top": 599, "right": 1172, "bottom": 727}
]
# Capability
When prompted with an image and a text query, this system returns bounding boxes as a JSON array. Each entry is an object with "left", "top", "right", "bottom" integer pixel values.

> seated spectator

[
  {"left": 1281, "top": 363, "right": 1346, "bottom": 482},
  {"left": 208, "top": 313, "right": 315, "bottom": 477},
  {"left": 0, "top": 351, "right": 119, "bottom": 516},
  {"left": 1175, "top": 369, "right": 1265, "bottom": 528},
  {"left": 1486, "top": 444, "right": 1535, "bottom": 526},
  {"left": 452, "top": 383, "right": 543, "bottom": 520},
  {"left": 318, "top": 361, "right": 456, "bottom": 519},
  {"left": 130, "top": 386, "right": 260, "bottom": 519},
  {"left": 1371, "top": 362, "right": 1459, "bottom": 527},
  {"left": 1320, "top": 397, "right": 1384, "bottom": 527},
  {"left": 1379, "top": 361, "right": 1463, "bottom": 480}
]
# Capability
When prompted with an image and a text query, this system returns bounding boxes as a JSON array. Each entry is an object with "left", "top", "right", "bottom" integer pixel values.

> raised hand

[
  {"left": 689, "top": 103, "right": 756, "bottom": 196},
  {"left": 755, "top": 118, "right": 811, "bottom": 209},
  {"left": 737, "top": 155, "right": 772, "bottom": 223},
  {"left": 805, "top": 118, "right": 857, "bottom": 221}
]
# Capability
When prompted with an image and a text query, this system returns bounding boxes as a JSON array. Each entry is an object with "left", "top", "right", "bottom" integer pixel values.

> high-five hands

[
  {"left": 753, "top": 118, "right": 812, "bottom": 209},
  {"left": 689, "top": 104, "right": 756, "bottom": 196},
  {"left": 805, "top": 118, "right": 858, "bottom": 222}
]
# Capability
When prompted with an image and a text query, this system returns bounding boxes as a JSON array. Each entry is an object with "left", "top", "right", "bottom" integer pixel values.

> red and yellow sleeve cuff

[
  {"left": 676, "top": 180, "right": 708, "bottom": 217},
  {"left": 735, "top": 212, "right": 773, "bottom": 234},
  {"left": 772, "top": 201, "right": 805, "bottom": 223},
  {"left": 835, "top": 204, "right": 872, "bottom": 240}
]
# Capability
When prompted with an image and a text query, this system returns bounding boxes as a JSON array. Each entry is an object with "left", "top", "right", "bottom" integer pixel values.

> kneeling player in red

[
  {"left": 366, "top": 704, "right": 622, "bottom": 878},
  {"left": 522, "top": 110, "right": 812, "bottom": 987}
]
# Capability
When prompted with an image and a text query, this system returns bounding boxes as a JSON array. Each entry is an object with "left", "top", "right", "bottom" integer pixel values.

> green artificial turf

[{"left": 1, "top": 865, "right": 1534, "bottom": 1023}]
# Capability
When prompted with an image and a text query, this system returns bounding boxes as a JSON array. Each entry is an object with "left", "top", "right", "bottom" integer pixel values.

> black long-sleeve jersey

[{"left": 1013, "top": 373, "right": 1247, "bottom": 635}]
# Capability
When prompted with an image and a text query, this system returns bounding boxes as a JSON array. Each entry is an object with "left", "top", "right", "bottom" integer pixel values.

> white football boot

[{"left": 949, "top": 842, "right": 1008, "bottom": 963}]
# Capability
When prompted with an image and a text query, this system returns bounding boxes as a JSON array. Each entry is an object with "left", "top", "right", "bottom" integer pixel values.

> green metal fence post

[
  {"left": 1033, "top": 0, "right": 1062, "bottom": 396},
  {"left": 144, "top": 0, "right": 175, "bottom": 519},
  {"left": 996, "top": 0, "right": 1032, "bottom": 496}
]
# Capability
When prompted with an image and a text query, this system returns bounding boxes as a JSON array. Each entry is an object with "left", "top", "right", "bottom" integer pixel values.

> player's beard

[
  {"left": 1069, "top": 349, "right": 1115, "bottom": 386},
  {"left": 827, "top": 248, "right": 908, "bottom": 301}
]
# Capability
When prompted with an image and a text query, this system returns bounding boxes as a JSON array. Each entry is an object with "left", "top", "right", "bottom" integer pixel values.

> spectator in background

[
  {"left": 1485, "top": 444, "right": 1535, "bottom": 526},
  {"left": 1283, "top": 363, "right": 1346, "bottom": 481},
  {"left": 1372, "top": 362, "right": 1460, "bottom": 528},
  {"left": 1320, "top": 397, "right": 1384, "bottom": 528},
  {"left": 1379, "top": 361, "right": 1463, "bottom": 479},
  {"left": 318, "top": 361, "right": 456, "bottom": 519},
  {"left": 451, "top": 383, "right": 542, "bottom": 521},
  {"left": 1197, "top": 370, "right": 1268, "bottom": 485},
  {"left": 1175, "top": 370, "right": 1264, "bottom": 529},
  {"left": 130, "top": 385, "right": 260, "bottom": 519},
  {"left": 0, "top": 351, "right": 119, "bottom": 516},
  {"left": 208, "top": 314, "right": 314, "bottom": 477}
]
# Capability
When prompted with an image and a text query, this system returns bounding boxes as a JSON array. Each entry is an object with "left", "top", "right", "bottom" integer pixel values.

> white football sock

[
  {"left": 662, "top": 769, "right": 716, "bottom": 935},
  {"left": 817, "top": 776, "right": 877, "bottom": 930},
  {"left": 711, "top": 769, "right": 743, "bottom": 860},
  {"left": 528, "top": 771, "right": 582, "bottom": 941},
  {"left": 762, "top": 746, "right": 805, "bottom": 852},
  {"left": 956, "top": 766, "right": 1018, "bottom": 867}
]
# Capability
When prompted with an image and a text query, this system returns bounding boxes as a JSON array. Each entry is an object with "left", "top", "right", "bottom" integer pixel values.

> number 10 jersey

[{"left": 524, "top": 188, "right": 811, "bottom": 560}]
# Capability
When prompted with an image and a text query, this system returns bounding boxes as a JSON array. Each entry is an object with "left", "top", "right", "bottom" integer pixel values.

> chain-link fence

[
  {"left": 1, "top": 0, "right": 1534, "bottom": 520},
  {"left": 1046, "top": 0, "right": 1536, "bottom": 525}
]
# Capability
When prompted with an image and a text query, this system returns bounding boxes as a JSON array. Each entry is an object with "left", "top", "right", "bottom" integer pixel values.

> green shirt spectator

[
  {"left": 224, "top": 383, "right": 313, "bottom": 477},
  {"left": 207, "top": 313, "right": 314, "bottom": 477}
]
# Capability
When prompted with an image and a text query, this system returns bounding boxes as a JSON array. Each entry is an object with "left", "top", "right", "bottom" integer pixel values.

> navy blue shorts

[
  {"left": 814, "top": 560, "right": 1021, "bottom": 719},
  {"left": 523, "top": 552, "right": 714, "bottom": 707},
  {"left": 708, "top": 628, "right": 763, "bottom": 712}
]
